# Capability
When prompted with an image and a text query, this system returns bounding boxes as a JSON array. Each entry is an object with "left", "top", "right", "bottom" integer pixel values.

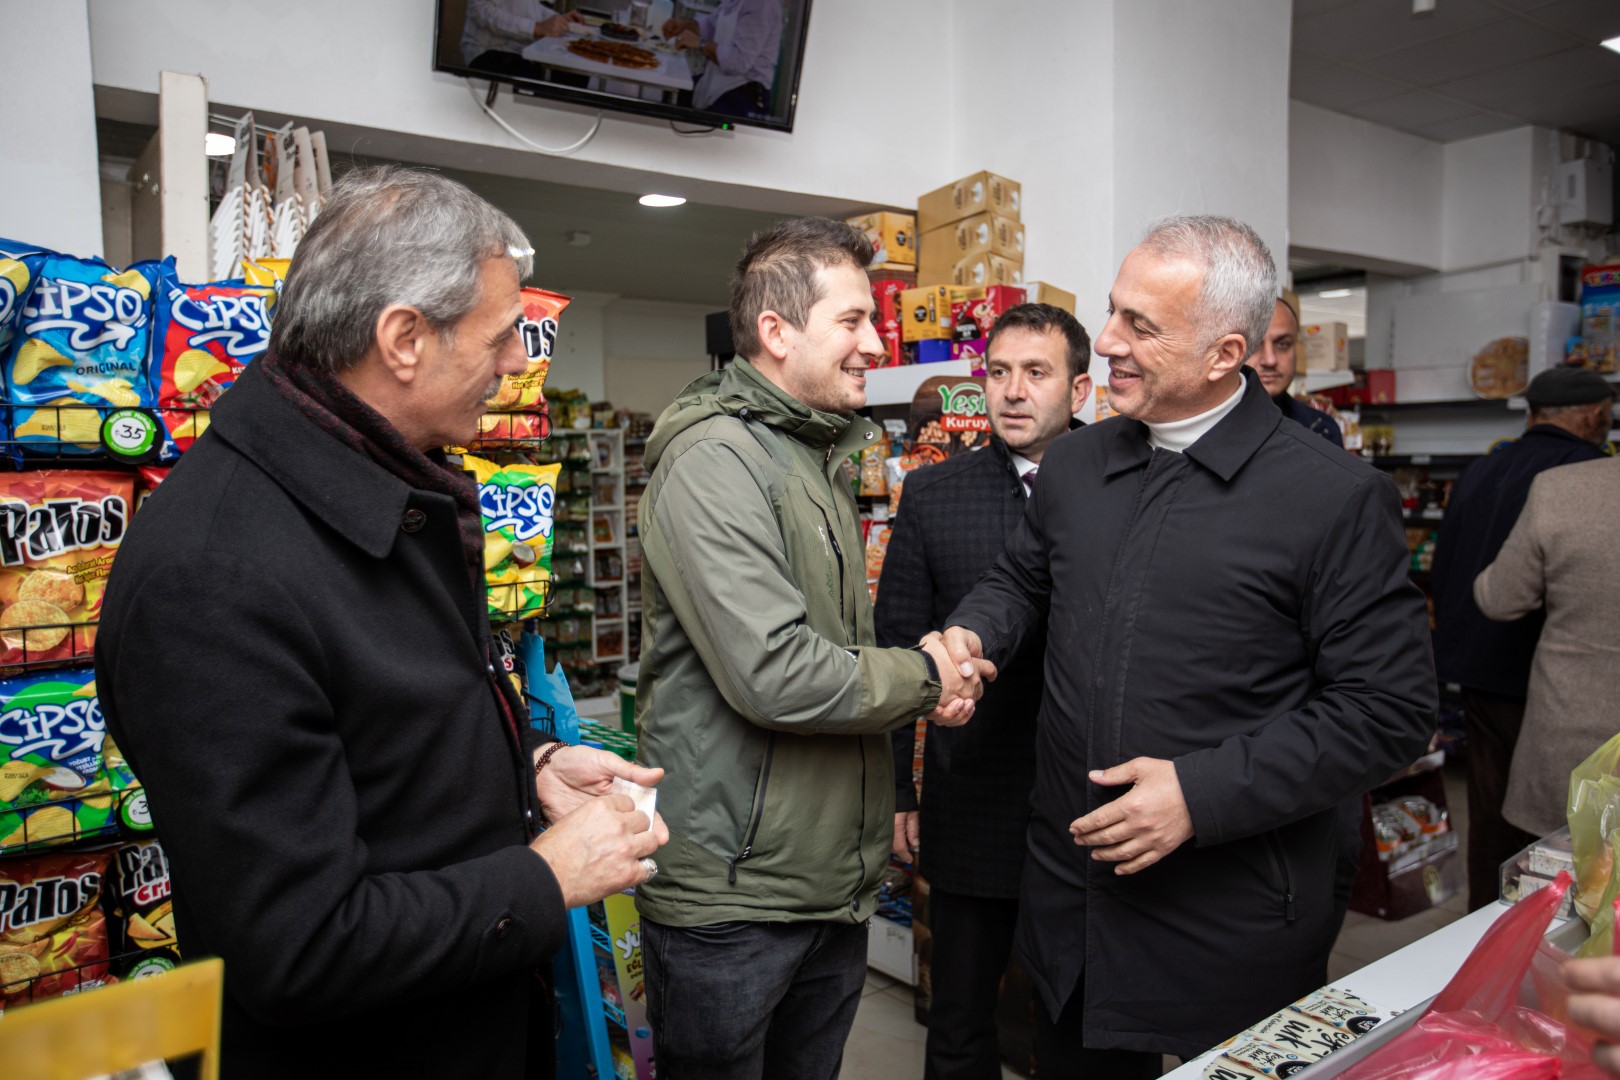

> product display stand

[{"left": 588, "top": 428, "right": 628, "bottom": 668}]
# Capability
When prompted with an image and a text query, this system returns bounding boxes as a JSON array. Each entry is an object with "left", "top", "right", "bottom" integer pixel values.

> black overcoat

[
  {"left": 875, "top": 435, "right": 1046, "bottom": 897},
  {"left": 94, "top": 362, "right": 565, "bottom": 1078},
  {"left": 948, "top": 370, "right": 1436, "bottom": 1058}
]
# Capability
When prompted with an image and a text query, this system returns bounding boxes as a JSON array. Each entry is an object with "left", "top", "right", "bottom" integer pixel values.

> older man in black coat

[
  {"left": 937, "top": 216, "right": 1435, "bottom": 1075},
  {"left": 95, "top": 167, "right": 664, "bottom": 1079},
  {"left": 877, "top": 303, "right": 1091, "bottom": 1080}
]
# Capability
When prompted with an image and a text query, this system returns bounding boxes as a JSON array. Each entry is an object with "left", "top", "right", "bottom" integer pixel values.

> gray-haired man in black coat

[
  {"left": 936, "top": 216, "right": 1435, "bottom": 1075},
  {"left": 876, "top": 303, "right": 1091, "bottom": 1080}
]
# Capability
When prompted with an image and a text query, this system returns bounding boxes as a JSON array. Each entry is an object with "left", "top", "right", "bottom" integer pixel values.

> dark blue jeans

[{"left": 643, "top": 917, "right": 869, "bottom": 1080}]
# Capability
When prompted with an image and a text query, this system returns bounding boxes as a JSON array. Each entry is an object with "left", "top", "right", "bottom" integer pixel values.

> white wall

[
  {"left": 86, "top": 0, "right": 956, "bottom": 216},
  {"left": 1111, "top": 0, "right": 1292, "bottom": 277},
  {"left": 1441, "top": 128, "right": 1541, "bottom": 272},
  {"left": 602, "top": 299, "right": 710, "bottom": 415},
  {"left": 0, "top": 2, "right": 104, "bottom": 255},
  {"left": 1289, "top": 101, "right": 1442, "bottom": 273}
]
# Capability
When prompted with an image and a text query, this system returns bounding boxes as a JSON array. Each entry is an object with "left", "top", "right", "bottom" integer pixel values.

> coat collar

[
  {"left": 208, "top": 360, "right": 414, "bottom": 560},
  {"left": 1101, "top": 368, "right": 1281, "bottom": 482}
]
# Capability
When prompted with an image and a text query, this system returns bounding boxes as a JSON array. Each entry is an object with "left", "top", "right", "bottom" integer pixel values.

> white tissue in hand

[{"left": 610, "top": 777, "right": 657, "bottom": 831}]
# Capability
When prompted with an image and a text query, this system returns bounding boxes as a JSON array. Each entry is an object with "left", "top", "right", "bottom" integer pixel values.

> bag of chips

[
  {"left": 100, "top": 733, "right": 152, "bottom": 839},
  {"left": 239, "top": 257, "right": 290, "bottom": 288},
  {"left": 0, "top": 470, "right": 136, "bottom": 669},
  {"left": 0, "top": 238, "right": 49, "bottom": 364},
  {"left": 0, "top": 669, "right": 114, "bottom": 853},
  {"left": 150, "top": 270, "right": 276, "bottom": 457},
  {"left": 465, "top": 455, "right": 562, "bottom": 619},
  {"left": 134, "top": 465, "right": 170, "bottom": 513},
  {"left": 0, "top": 849, "right": 112, "bottom": 1012},
  {"left": 4, "top": 253, "right": 166, "bottom": 461},
  {"left": 108, "top": 838, "right": 179, "bottom": 979},
  {"left": 486, "top": 287, "right": 567, "bottom": 413}
]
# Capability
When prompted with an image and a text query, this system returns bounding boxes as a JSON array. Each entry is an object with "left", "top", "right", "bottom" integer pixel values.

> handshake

[{"left": 920, "top": 627, "right": 996, "bottom": 728}]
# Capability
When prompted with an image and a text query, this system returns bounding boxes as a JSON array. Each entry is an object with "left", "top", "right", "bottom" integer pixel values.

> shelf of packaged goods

[
  {"left": 1403, "top": 510, "right": 1445, "bottom": 525},
  {"left": 1360, "top": 398, "right": 1516, "bottom": 412},
  {"left": 593, "top": 578, "right": 625, "bottom": 587},
  {"left": 1370, "top": 454, "right": 1481, "bottom": 469},
  {"left": 1301, "top": 370, "right": 1356, "bottom": 393}
]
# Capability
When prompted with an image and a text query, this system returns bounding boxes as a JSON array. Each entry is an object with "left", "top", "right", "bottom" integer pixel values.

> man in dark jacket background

[
  {"left": 936, "top": 215, "right": 1435, "bottom": 1074},
  {"left": 1245, "top": 287, "right": 1343, "bottom": 447},
  {"left": 1430, "top": 364, "right": 1614, "bottom": 909},
  {"left": 96, "top": 166, "right": 664, "bottom": 1079},
  {"left": 877, "top": 303, "right": 1091, "bottom": 1080}
]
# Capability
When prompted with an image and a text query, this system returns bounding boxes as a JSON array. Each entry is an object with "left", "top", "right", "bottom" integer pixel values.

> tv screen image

[{"left": 435, "top": 1, "right": 813, "bottom": 133}]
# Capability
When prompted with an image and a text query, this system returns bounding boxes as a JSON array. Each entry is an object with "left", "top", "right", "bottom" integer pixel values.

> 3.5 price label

[{"left": 100, "top": 408, "right": 161, "bottom": 463}]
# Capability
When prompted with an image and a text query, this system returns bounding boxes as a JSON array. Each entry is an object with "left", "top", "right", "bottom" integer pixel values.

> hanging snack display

[
  {"left": 107, "top": 838, "right": 179, "bottom": 979},
  {"left": 0, "top": 469, "right": 134, "bottom": 668},
  {"left": 466, "top": 455, "right": 562, "bottom": 618},
  {"left": 477, "top": 287, "right": 568, "bottom": 446},
  {"left": 0, "top": 848, "right": 112, "bottom": 1013},
  {"left": 0, "top": 239, "right": 47, "bottom": 363},
  {"left": 0, "top": 669, "right": 113, "bottom": 852},
  {"left": 150, "top": 270, "right": 277, "bottom": 455},
  {"left": 2, "top": 253, "right": 166, "bottom": 460}
]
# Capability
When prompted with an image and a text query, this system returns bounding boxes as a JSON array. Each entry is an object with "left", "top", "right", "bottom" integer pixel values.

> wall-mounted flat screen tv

[{"left": 435, "top": 1, "right": 813, "bottom": 133}]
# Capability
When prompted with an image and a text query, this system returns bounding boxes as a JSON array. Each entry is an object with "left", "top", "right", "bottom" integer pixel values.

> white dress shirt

[
  {"left": 693, "top": 0, "right": 783, "bottom": 110},
  {"left": 461, "top": 0, "right": 559, "bottom": 65}
]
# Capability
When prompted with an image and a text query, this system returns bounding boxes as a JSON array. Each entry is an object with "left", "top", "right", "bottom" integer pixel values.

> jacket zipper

[
  {"left": 852, "top": 737, "right": 867, "bottom": 913},
  {"left": 729, "top": 732, "right": 777, "bottom": 884},
  {"left": 815, "top": 505, "right": 847, "bottom": 623},
  {"left": 1263, "top": 832, "right": 1297, "bottom": 922}
]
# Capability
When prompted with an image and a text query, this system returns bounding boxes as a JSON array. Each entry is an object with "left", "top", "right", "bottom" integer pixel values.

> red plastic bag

[{"left": 1338, "top": 871, "right": 1604, "bottom": 1080}]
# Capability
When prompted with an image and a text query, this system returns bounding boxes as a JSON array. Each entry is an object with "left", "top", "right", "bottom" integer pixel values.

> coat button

[
  {"left": 496, "top": 916, "right": 513, "bottom": 937},
  {"left": 400, "top": 509, "right": 427, "bottom": 533}
]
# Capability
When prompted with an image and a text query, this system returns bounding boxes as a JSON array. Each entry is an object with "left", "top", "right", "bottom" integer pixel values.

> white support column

[{"left": 158, "top": 71, "right": 210, "bottom": 281}]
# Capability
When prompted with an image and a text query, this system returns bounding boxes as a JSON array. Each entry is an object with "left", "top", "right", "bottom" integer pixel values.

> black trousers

[
  {"left": 1463, "top": 688, "right": 1540, "bottom": 911},
  {"left": 924, "top": 888, "right": 1019, "bottom": 1080},
  {"left": 1036, "top": 988, "right": 1163, "bottom": 1080}
]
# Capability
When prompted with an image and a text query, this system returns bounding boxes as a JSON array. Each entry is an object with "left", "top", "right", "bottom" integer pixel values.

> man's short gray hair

[
  {"left": 269, "top": 164, "right": 533, "bottom": 373},
  {"left": 1140, "top": 215, "right": 1276, "bottom": 361}
]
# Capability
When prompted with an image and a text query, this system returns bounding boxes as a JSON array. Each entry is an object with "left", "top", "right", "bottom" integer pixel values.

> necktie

[{"left": 1023, "top": 468, "right": 1037, "bottom": 494}]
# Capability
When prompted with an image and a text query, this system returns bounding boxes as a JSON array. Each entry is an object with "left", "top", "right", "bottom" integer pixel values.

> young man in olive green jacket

[{"left": 635, "top": 218, "right": 988, "bottom": 1079}]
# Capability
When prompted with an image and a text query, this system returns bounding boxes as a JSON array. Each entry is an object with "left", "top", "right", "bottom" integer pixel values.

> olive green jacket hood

[{"left": 634, "top": 359, "right": 941, "bottom": 926}]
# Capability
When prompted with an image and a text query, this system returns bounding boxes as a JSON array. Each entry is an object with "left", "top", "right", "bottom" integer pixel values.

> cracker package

[
  {"left": 109, "top": 838, "right": 180, "bottom": 979},
  {"left": 0, "top": 470, "right": 135, "bottom": 668},
  {"left": 474, "top": 287, "right": 567, "bottom": 448},
  {"left": 150, "top": 270, "right": 276, "bottom": 456},
  {"left": 3, "top": 253, "right": 166, "bottom": 460},
  {"left": 0, "top": 849, "right": 112, "bottom": 1012},
  {"left": 466, "top": 455, "right": 562, "bottom": 618},
  {"left": 0, "top": 669, "right": 115, "bottom": 853},
  {"left": 0, "top": 238, "right": 48, "bottom": 364}
]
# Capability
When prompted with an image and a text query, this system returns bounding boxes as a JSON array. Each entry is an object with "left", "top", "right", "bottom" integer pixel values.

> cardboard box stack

[
  {"left": 852, "top": 170, "right": 1076, "bottom": 367},
  {"left": 1302, "top": 321, "right": 1350, "bottom": 372}
]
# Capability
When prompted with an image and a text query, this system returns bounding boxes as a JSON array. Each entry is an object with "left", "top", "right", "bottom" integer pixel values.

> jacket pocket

[
  {"left": 1262, "top": 831, "right": 1298, "bottom": 923},
  {"left": 729, "top": 731, "right": 777, "bottom": 884}
]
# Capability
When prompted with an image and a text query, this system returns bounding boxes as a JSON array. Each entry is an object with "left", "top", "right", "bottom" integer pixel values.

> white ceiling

[{"left": 1292, "top": 0, "right": 1620, "bottom": 143}]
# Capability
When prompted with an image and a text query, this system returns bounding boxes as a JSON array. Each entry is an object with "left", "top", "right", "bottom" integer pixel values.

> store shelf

[
  {"left": 864, "top": 359, "right": 975, "bottom": 406},
  {"left": 1370, "top": 454, "right": 1480, "bottom": 469},
  {"left": 1360, "top": 398, "right": 1516, "bottom": 413},
  {"left": 1301, "top": 370, "right": 1356, "bottom": 393},
  {"left": 1403, "top": 510, "right": 1445, "bottom": 525}
]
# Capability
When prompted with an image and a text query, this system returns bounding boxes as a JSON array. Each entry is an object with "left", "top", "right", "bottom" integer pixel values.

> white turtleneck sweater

[{"left": 1144, "top": 376, "right": 1246, "bottom": 453}]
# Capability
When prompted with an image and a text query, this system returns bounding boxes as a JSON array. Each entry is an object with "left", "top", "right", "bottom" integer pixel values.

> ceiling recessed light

[
  {"left": 204, "top": 132, "right": 237, "bottom": 158},
  {"left": 1603, "top": 35, "right": 1620, "bottom": 56},
  {"left": 639, "top": 193, "right": 686, "bottom": 208},
  {"left": 1317, "top": 288, "right": 1353, "bottom": 299}
]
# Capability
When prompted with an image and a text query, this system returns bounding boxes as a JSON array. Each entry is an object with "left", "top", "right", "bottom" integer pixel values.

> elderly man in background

[
  {"left": 937, "top": 215, "right": 1435, "bottom": 1075},
  {"left": 97, "top": 166, "right": 663, "bottom": 1079}
]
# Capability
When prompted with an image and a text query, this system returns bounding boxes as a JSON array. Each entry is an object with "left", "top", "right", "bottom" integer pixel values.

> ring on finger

[{"left": 640, "top": 857, "right": 659, "bottom": 880}]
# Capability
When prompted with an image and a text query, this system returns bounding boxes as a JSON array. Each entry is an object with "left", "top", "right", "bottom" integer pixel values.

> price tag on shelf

[{"left": 100, "top": 408, "right": 161, "bottom": 463}]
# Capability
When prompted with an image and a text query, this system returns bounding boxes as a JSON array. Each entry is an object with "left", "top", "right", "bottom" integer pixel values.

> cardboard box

[
  {"left": 848, "top": 212, "right": 917, "bottom": 271},
  {"left": 951, "top": 254, "right": 1023, "bottom": 289},
  {"left": 950, "top": 285, "right": 1027, "bottom": 341},
  {"left": 918, "top": 170, "right": 1021, "bottom": 232},
  {"left": 900, "top": 285, "right": 952, "bottom": 342},
  {"left": 1326, "top": 370, "right": 1397, "bottom": 407},
  {"left": 917, "top": 213, "right": 1024, "bottom": 279},
  {"left": 951, "top": 337, "right": 988, "bottom": 364},
  {"left": 870, "top": 273, "right": 914, "bottom": 367},
  {"left": 916, "top": 339, "right": 952, "bottom": 363},
  {"left": 1302, "top": 321, "right": 1350, "bottom": 371},
  {"left": 1023, "top": 281, "right": 1077, "bottom": 315}
]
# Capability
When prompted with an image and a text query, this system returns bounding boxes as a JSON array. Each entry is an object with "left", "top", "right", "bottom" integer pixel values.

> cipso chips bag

[
  {"left": 4, "top": 253, "right": 166, "bottom": 459},
  {"left": 0, "top": 470, "right": 135, "bottom": 668},
  {"left": 465, "top": 454, "right": 561, "bottom": 618},
  {"left": 0, "top": 669, "right": 113, "bottom": 853},
  {"left": 0, "top": 849, "right": 112, "bottom": 1012},
  {"left": 150, "top": 271, "right": 276, "bottom": 456},
  {"left": 0, "top": 238, "right": 48, "bottom": 363},
  {"left": 472, "top": 288, "right": 567, "bottom": 449},
  {"left": 109, "top": 838, "right": 179, "bottom": 979}
]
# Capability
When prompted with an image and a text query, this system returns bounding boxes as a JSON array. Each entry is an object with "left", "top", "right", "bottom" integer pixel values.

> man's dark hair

[
  {"left": 986, "top": 303, "right": 1091, "bottom": 381},
  {"left": 730, "top": 217, "right": 873, "bottom": 360}
]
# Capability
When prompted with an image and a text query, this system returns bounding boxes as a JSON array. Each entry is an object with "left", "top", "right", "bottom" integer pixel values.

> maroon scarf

[{"left": 257, "top": 349, "right": 485, "bottom": 588}]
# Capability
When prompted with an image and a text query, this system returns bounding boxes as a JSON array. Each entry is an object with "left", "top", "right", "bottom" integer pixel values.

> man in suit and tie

[{"left": 876, "top": 303, "right": 1092, "bottom": 1080}]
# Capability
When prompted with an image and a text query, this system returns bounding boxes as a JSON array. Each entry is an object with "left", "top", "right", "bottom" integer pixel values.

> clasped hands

[
  {"left": 920, "top": 626, "right": 998, "bottom": 728},
  {"left": 531, "top": 744, "right": 669, "bottom": 907}
]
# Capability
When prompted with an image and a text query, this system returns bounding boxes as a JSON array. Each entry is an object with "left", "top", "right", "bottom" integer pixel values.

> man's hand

[
  {"left": 1070, "top": 757, "right": 1194, "bottom": 875},
  {"left": 531, "top": 795, "right": 661, "bottom": 908},
  {"left": 534, "top": 12, "right": 583, "bottom": 38},
  {"left": 661, "top": 16, "right": 697, "bottom": 38},
  {"left": 673, "top": 28, "right": 702, "bottom": 50},
  {"left": 892, "top": 811, "right": 919, "bottom": 863},
  {"left": 535, "top": 744, "right": 670, "bottom": 844},
  {"left": 920, "top": 628, "right": 996, "bottom": 727},
  {"left": 1566, "top": 957, "right": 1620, "bottom": 1075}
]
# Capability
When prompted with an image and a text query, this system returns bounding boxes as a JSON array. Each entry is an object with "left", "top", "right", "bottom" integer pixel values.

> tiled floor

[{"left": 844, "top": 763, "right": 1474, "bottom": 1078}]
